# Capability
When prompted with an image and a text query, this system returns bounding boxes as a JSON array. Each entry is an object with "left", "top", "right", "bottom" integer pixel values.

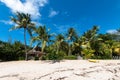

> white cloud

[
  {"left": 56, "top": 25, "right": 67, "bottom": 33},
  {"left": 53, "top": 24, "right": 57, "bottom": 27},
  {"left": 62, "top": 11, "right": 69, "bottom": 16},
  {"left": 0, "top": 0, "right": 48, "bottom": 19},
  {"left": 106, "top": 29, "right": 117, "bottom": 34},
  {"left": 0, "top": 20, "right": 14, "bottom": 25},
  {"left": 49, "top": 9, "right": 59, "bottom": 18},
  {"left": 54, "top": 24, "right": 79, "bottom": 34},
  {"left": 32, "top": 21, "right": 43, "bottom": 26}
]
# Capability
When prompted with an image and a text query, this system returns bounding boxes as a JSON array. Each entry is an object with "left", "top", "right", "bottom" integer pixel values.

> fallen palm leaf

[{"left": 88, "top": 59, "right": 99, "bottom": 63}]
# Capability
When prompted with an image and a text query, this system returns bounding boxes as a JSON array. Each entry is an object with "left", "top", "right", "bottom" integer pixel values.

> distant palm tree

[
  {"left": 66, "top": 27, "right": 78, "bottom": 55},
  {"left": 31, "top": 26, "right": 51, "bottom": 53},
  {"left": 55, "top": 34, "right": 64, "bottom": 54},
  {"left": 117, "top": 28, "right": 120, "bottom": 32},
  {"left": 116, "top": 28, "right": 120, "bottom": 41},
  {"left": 10, "top": 12, "right": 35, "bottom": 60},
  {"left": 83, "top": 26, "right": 99, "bottom": 42}
]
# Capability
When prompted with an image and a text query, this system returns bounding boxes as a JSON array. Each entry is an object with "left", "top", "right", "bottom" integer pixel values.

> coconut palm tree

[
  {"left": 80, "top": 26, "right": 99, "bottom": 59},
  {"left": 83, "top": 26, "right": 99, "bottom": 42},
  {"left": 66, "top": 27, "right": 78, "bottom": 55},
  {"left": 31, "top": 26, "right": 52, "bottom": 53},
  {"left": 55, "top": 34, "right": 64, "bottom": 54},
  {"left": 10, "top": 12, "right": 35, "bottom": 60}
]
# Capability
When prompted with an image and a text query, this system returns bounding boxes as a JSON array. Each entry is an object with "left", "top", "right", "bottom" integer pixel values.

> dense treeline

[
  {"left": 0, "top": 40, "right": 31, "bottom": 61},
  {"left": 0, "top": 12, "right": 120, "bottom": 61}
]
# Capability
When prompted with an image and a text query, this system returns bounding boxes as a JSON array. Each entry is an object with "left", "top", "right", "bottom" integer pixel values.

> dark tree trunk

[
  {"left": 68, "top": 45, "right": 71, "bottom": 56},
  {"left": 24, "top": 28, "right": 27, "bottom": 60}
]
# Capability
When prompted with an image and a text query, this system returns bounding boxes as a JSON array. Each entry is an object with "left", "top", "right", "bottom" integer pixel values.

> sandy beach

[{"left": 0, "top": 60, "right": 120, "bottom": 80}]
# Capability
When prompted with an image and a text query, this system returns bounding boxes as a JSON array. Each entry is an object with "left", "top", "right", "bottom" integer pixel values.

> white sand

[{"left": 0, "top": 60, "right": 120, "bottom": 80}]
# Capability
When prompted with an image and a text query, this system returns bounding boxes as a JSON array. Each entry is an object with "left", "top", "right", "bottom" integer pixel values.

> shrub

[
  {"left": 40, "top": 55, "right": 47, "bottom": 60},
  {"left": 64, "top": 55, "right": 77, "bottom": 60},
  {"left": 46, "top": 51, "right": 65, "bottom": 60},
  {"left": 81, "top": 49, "right": 95, "bottom": 59},
  {"left": 34, "top": 56, "right": 39, "bottom": 60},
  {"left": 18, "top": 57, "right": 25, "bottom": 60}
]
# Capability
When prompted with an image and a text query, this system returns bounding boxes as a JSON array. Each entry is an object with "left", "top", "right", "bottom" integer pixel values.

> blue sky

[{"left": 0, "top": 0, "right": 120, "bottom": 44}]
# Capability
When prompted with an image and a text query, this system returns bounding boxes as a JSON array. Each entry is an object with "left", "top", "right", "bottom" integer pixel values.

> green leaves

[
  {"left": 0, "top": 40, "right": 25, "bottom": 61},
  {"left": 9, "top": 25, "right": 21, "bottom": 31},
  {"left": 31, "top": 26, "right": 52, "bottom": 52},
  {"left": 83, "top": 26, "right": 99, "bottom": 42},
  {"left": 10, "top": 12, "right": 35, "bottom": 30},
  {"left": 10, "top": 12, "right": 35, "bottom": 60},
  {"left": 67, "top": 27, "right": 78, "bottom": 42},
  {"left": 6, "top": 12, "right": 120, "bottom": 60},
  {"left": 82, "top": 49, "right": 95, "bottom": 59}
]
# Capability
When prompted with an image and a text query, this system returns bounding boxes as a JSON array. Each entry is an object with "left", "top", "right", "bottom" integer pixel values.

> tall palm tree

[
  {"left": 83, "top": 26, "right": 99, "bottom": 42},
  {"left": 55, "top": 34, "right": 64, "bottom": 54},
  {"left": 80, "top": 26, "right": 99, "bottom": 59},
  {"left": 10, "top": 12, "right": 35, "bottom": 60},
  {"left": 66, "top": 27, "right": 78, "bottom": 55},
  {"left": 31, "top": 26, "right": 51, "bottom": 53}
]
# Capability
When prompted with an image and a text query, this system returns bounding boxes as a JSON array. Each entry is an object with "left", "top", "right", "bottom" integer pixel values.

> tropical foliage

[
  {"left": 0, "top": 40, "right": 30, "bottom": 61},
  {"left": 10, "top": 12, "right": 35, "bottom": 60},
  {"left": 1, "top": 12, "right": 120, "bottom": 61}
]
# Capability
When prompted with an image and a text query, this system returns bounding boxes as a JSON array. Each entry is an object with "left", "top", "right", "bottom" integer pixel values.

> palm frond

[
  {"left": 31, "top": 37, "right": 41, "bottom": 43},
  {"left": 9, "top": 25, "right": 21, "bottom": 31}
]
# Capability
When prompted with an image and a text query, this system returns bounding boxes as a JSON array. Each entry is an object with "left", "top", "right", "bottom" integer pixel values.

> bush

[
  {"left": 18, "top": 57, "right": 25, "bottom": 60},
  {"left": 0, "top": 41, "right": 26, "bottom": 61},
  {"left": 81, "top": 49, "right": 95, "bottom": 59},
  {"left": 40, "top": 55, "right": 47, "bottom": 60},
  {"left": 64, "top": 55, "right": 77, "bottom": 60},
  {"left": 34, "top": 56, "right": 39, "bottom": 60},
  {"left": 46, "top": 51, "right": 65, "bottom": 60}
]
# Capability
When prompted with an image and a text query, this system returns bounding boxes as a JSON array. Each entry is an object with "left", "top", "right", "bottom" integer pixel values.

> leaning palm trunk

[
  {"left": 41, "top": 40, "right": 46, "bottom": 53},
  {"left": 68, "top": 45, "right": 72, "bottom": 56},
  {"left": 24, "top": 28, "right": 27, "bottom": 60},
  {"left": 56, "top": 41, "right": 60, "bottom": 54}
]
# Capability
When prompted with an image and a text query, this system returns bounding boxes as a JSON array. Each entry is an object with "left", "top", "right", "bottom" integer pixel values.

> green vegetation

[
  {"left": 0, "top": 12, "right": 120, "bottom": 61},
  {"left": 10, "top": 12, "right": 35, "bottom": 60},
  {"left": 64, "top": 55, "right": 77, "bottom": 60},
  {"left": 0, "top": 40, "right": 30, "bottom": 61}
]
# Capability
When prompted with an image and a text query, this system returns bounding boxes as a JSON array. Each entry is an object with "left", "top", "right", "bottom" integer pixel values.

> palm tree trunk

[
  {"left": 24, "top": 28, "right": 27, "bottom": 60},
  {"left": 68, "top": 45, "right": 71, "bottom": 56},
  {"left": 56, "top": 41, "right": 60, "bottom": 54},
  {"left": 41, "top": 40, "right": 46, "bottom": 53}
]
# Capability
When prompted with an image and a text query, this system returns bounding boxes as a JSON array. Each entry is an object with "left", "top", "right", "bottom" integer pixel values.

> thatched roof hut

[{"left": 27, "top": 45, "right": 46, "bottom": 59}]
